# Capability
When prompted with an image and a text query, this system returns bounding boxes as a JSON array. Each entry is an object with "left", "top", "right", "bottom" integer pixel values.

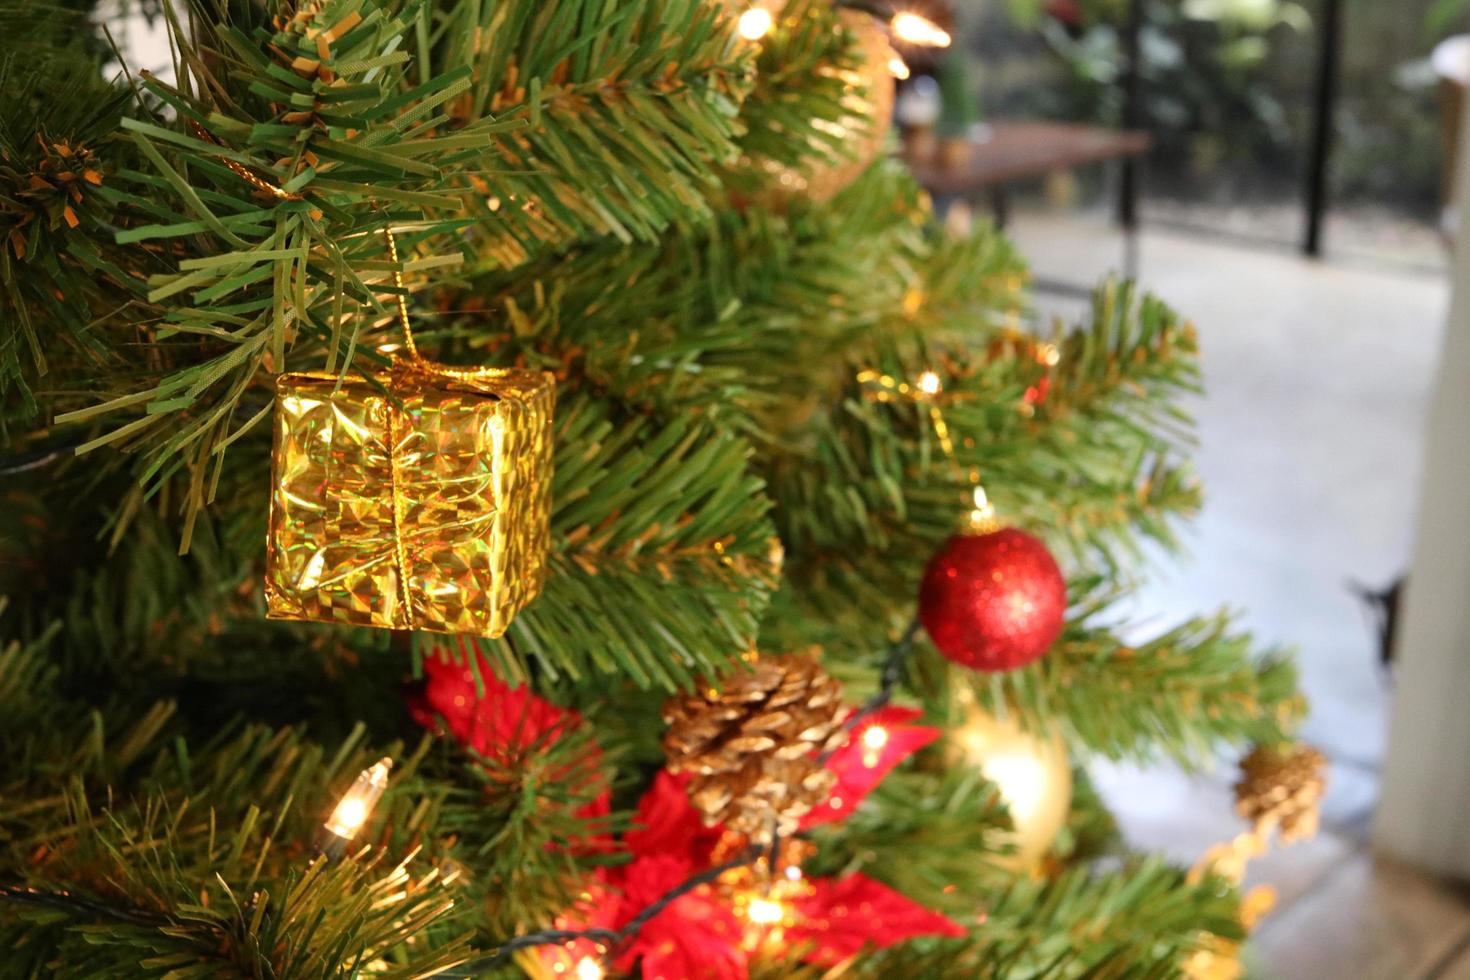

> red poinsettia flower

[
  {"left": 624, "top": 770, "right": 728, "bottom": 868},
  {"left": 413, "top": 641, "right": 612, "bottom": 840},
  {"left": 534, "top": 877, "right": 623, "bottom": 977},
  {"left": 788, "top": 872, "right": 967, "bottom": 966},
  {"left": 415, "top": 641, "right": 582, "bottom": 760},
  {"left": 537, "top": 854, "right": 748, "bottom": 980},
  {"left": 802, "top": 705, "right": 941, "bottom": 829},
  {"left": 614, "top": 854, "right": 748, "bottom": 980},
  {"left": 541, "top": 697, "right": 961, "bottom": 978},
  {"left": 1023, "top": 375, "right": 1051, "bottom": 408}
]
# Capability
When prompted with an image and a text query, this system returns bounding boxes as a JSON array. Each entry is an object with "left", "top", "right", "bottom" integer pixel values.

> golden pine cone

[
  {"left": 663, "top": 652, "right": 846, "bottom": 841},
  {"left": 1235, "top": 743, "right": 1327, "bottom": 844}
]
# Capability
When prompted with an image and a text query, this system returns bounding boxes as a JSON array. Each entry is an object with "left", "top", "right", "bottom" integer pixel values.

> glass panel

[{"left": 1327, "top": 0, "right": 1450, "bottom": 270}]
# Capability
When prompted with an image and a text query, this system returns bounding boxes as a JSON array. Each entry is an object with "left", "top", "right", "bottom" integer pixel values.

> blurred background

[
  {"left": 896, "top": 1, "right": 1468, "bottom": 976},
  {"left": 921, "top": 0, "right": 1458, "bottom": 267}
]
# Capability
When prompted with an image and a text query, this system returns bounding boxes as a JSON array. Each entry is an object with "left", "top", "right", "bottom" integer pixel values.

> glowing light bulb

[
  {"left": 737, "top": 6, "right": 774, "bottom": 40},
  {"left": 334, "top": 797, "right": 367, "bottom": 830},
  {"left": 918, "top": 370, "right": 942, "bottom": 395},
  {"left": 574, "top": 958, "right": 604, "bottom": 980},
  {"left": 888, "top": 55, "right": 911, "bottom": 79},
  {"left": 324, "top": 758, "right": 393, "bottom": 841},
  {"left": 747, "top": 897, "right": 786, "bottom": 925},
  {"left": 968, "top": 485, "right": 997, "bottom": 531},
  {"left": 861, "top": 724, "right": 891, "bottom": 768},
  {"left": 982, "top": 750, "right": 1047, "bottom": 823},
  {"left": 891, "top": 12, "right": 952, "bottom": 48}
]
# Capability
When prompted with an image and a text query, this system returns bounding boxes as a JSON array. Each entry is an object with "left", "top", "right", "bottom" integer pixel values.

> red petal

[
  {"left": 625, "top": 770, "right": 727, "bottom": 866},
  {"left": 535, "top": 877, "right": 624, "bottom": 977},
  {"left": 574, "top": 789, "right": 617, "bottom": 855},
  {"left": 789, "top": 873, "right": 965, "bottom": 965},
  {"left": 416, "top": 642, "right": 611, "bottom": 852},
  {"left": 802, "top": 706, "right": 940, "bottom": 829},
  {"left": 614, "top": 855, "right": 748, "bottom": 980},
  {"left": 417, "top": 641, "right": 590, "bottom": 764}
]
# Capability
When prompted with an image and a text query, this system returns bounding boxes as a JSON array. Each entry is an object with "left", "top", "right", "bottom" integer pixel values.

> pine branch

[
  {"left": 0, "top": 1, "right": 135, "bottom": 424},
  {"left": 745, "top": 858, "right": 1242, "bottom": 978},
  {"left": 723, "top": 0, "right": 861, "bottom": 195},
  {"left": 856, "top": 859, "right": 1243, "bottom": 978},
  {"left": 450, "top": 0, "right": 754, "bottom": 267},
  {"left": 0, "top": 716, "right": 482, "bottom": 978},
  {"left": 414, "top": 723, "right": 620, "bottom": 936},
  {"left": 805, "top": 764, "right": 1014, "bottom": 918},
  {"left": 465, "top": 399, "right": 778, "bottom": 691},
  {"left": 31, "top": 0, "right": 757, "bottom": 545},
  {"left": 447, "top": 161, "right": 943, "bottom": 430},
  {"left": 0, "top": 601, "right": 61, "bottom": 731},
  {"left": 943, "top": 280, "right": 1205, "bottom": 568},
  {"left": 1056, "top": 765, "right": 1123, "bottom": 863},
  {"left": 974, "top": 582, "right": 1305, "bottom": 767}
]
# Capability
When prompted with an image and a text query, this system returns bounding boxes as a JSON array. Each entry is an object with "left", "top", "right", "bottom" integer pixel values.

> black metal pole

[
  {"left": 1118, "top": 0, "right": 1145, "bottom": 276},
  {"left": 1304, "top": 0, "right": 1343, "bottom": 257}
]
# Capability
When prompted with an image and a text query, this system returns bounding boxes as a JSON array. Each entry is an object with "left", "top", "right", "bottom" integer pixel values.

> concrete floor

[{"left": 1007, "top": 210, "right": 1465, "bottom": 977}]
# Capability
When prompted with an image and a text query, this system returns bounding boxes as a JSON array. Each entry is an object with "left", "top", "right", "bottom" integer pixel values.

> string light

[
  {"left": 737, "top": 5, "right": 774, "bottom": 40},
  {"left": 324, "top": 758, "right": 393, "bottom": 842},
  {"left": 574, "top": 957, "right": 605, "bottom": 980},
  {"left": 858, "top": 366, "right": 989, "bottom": 525},
  {"left": 746, "top": 896, "right": 787, "bottom": 926},
  {"left": 968, "top": 485, "right": 997, "bottom": 532},
  {"left": 861, "top": 724, "right": 890, "bottom": 768},
  {"left": 890, "top": 11, "right": 952, "bottom": 48},
  {"left": 888, "top": 55, "right": 911, "bottom": 79}
]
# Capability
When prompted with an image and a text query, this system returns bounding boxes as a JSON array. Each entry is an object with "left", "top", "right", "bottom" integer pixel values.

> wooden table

[{"left": 903, "top": 121, "right": 1153, "bottom": 286}]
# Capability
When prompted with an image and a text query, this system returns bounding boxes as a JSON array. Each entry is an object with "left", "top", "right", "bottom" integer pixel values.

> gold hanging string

[
  {"left": 383, "top": 402, "right": 417, "bottom": 629},
  {"left": 377, "top": 222, "right": 511, "bottom": 381},
  {"left": 380, "top": 222, "right": 420, "bottom": 363},
  {"left": 377, "top": 223, "right": 499, "bottom": 377},
  {"left": 857, "top": 366, "right": 997, "bottom": 532},
  {"left": 188, "top": 122, "right": 302, "bottom": 202}
]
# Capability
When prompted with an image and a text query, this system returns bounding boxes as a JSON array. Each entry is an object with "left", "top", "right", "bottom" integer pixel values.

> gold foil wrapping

[{"left": 265, "top": 365, "right": 555, "bottom": 636}]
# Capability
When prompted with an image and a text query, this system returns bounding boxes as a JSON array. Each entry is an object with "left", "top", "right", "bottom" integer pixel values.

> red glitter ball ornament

[{"left": 918, "top": 528, "right": 1067, "bottom": 672}]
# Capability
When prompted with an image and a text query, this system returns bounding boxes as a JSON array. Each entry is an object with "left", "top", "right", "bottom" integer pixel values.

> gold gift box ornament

[{"left": 265, "top": 363, "right": 555, "bottom": 637}]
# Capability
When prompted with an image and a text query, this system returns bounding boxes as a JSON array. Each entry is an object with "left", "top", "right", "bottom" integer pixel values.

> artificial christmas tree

[{"left": 0, "top": 0, "right": 1322, "bottom": 976}]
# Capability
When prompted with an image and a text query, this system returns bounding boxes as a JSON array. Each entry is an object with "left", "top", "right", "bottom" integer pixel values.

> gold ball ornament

[
  {"left": 800, "top": 9, "right": 896, "bottom": 202},
  {"left": 953, "top": 705, "right": 1072, "bottom": 871},
  {"left": 725, "top": 2, "right": 897, "bottom": 203}
]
